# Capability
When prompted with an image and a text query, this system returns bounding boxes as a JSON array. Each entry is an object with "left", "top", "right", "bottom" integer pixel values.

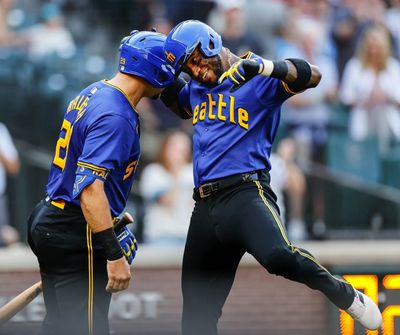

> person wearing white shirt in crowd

[
  {"left": 270, "top": 138, "right": 307, "bottom": 241},
  {"left": 0, "top": 122, "right": 20, "bottom": 247},
  {"left": 24, "top": 3, "right": 76, "bottom": 61},
  {"left": 340, "top": 23, "right": 400, "bottom": 154},
  {"left": 140, "top": 130, "right": 194, "bottom": 246}
]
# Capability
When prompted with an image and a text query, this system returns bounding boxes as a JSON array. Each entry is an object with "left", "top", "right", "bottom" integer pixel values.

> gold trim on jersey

[
  {"left": 281, "top": 81, "right": 301, "bottom": 95},
  {"left": 77, "top": 161, "right": 109, "bottom": 173},
  {"left": 101, "top": 79, "right": 139, "bottom": 114},
  {"left": 253, "top": 181, "right": 350, "bottom": 285},
  {"left": 86, "top": 224, "right": 94, "bottom": 335}
]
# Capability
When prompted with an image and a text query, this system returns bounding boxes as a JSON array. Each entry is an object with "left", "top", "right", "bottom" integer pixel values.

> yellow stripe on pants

[{"left": 86, "top": 224, "right": 94, "bottom": 335}]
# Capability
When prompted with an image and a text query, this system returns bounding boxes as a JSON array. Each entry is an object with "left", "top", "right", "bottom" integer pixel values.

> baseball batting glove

[
  {"left": 218, "top": 58, "right": 263, "bottom": 92},
  {"left": 117, "top": 226, "right": 138, "bottom": 265}
]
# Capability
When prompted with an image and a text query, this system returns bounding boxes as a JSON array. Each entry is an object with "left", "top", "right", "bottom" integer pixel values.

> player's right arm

[
  {"left": 80, "top": 179, "right": 131, "bottom": 292},
  {"left": 160, "top": 75, "right": 193, "bottom": 119}
]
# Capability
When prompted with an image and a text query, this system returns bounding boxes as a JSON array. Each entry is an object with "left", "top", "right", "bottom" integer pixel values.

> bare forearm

[
  {"left": 284, "top": 61, "right": 321, "bottom": 89},
  {"left": 80, "top": 178, "right": 113, "bottom": 233}
]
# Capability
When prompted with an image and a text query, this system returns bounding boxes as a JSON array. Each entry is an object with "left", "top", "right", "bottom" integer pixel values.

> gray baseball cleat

[{"left": 346, "top": 289, "right": 382, "bottom": 330}]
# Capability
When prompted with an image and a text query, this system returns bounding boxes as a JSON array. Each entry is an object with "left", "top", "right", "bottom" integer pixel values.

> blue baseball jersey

[
  {"left": 178, "top": 53, "right": 295, "bottom": 187},
  {"left": 46, "top": 80, "right": 140, "bottom": 216}
]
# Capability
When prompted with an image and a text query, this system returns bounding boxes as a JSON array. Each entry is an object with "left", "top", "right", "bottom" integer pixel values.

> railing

[{"left": 8, "top": 140, "right": 400, "bottom": 242}]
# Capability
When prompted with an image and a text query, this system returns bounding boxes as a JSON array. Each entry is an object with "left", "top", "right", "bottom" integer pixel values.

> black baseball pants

[
  {"left": 27, "top": 199, "right": 111, "bottom": 335},
  {"left": 181, "top": 171, "right": 355, "bottom": 335}
]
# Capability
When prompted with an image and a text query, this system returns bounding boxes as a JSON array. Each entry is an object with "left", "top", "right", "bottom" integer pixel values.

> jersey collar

[{"left": 102, "top": 79, "right": 139, "bottom": 115}]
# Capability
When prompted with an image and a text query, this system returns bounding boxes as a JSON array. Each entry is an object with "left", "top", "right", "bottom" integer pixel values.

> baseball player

[
  {"left": 160, "top": 20, "right": 382, "bottom": 334},
  {"left": 27, "top": 30, "right": 174, "bottom": 335}
]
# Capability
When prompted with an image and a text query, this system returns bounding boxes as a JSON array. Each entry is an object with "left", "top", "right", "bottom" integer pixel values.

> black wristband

[
  {"left": 271, "top": 61, "right": 288, "bottom": 80},
  {"left": 93, "top": 227, "right": 123, "bottom": 261},
  {"left": 160, "top": 75, "right": 187, "bottom": 107},
  {"left": 285, "top": 58, "right": 312, "bottom": 91}
]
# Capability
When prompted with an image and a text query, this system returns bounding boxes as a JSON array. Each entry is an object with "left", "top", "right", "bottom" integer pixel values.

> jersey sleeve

[
  {"left": 178, "top": 82, "right": 192, "bottom": 111},
  {"left": 73, "top": 113, "right": 134, "bottom": 198},
  {"left": 254, "top": 76, "right": 294, "bottom": 107}
]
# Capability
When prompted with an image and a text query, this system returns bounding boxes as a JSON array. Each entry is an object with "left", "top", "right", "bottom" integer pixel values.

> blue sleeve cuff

[
  {"left": 73, "top": 163, "right": 110, "bottom": 199},
  {"left": 77, "top": 162, "right": 110, "bottom": 181}
]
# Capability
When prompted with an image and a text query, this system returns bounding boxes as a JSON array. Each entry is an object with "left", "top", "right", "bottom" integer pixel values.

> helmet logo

[
  {"left": 164, "top": 50, "right": 176, "bottom": 63},
  {"left": 120, "top": 57, "right": 126, "bottom": 65}
]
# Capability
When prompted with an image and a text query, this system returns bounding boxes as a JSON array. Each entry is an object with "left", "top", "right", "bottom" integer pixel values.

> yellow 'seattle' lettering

[
  {"left": 192, "top": 93, "right": 249, "bottom": 130},
  {"left": 199, "top": 102, "right": 207, "bottom": 121},
  {"left": 193, "top": 105, "right": 199, "bottom": 125},
  {"left": 217, "top": 94, "right": 226, "bottom": 121},
  {"left": 207, "top": 93, "right": 216, "bottom": 120},
  {"left": 238, "top": 108, "right": 249, "bottom": 130},
  {"left": 229, "top": 96, "right": 236, "bottom": 124}
]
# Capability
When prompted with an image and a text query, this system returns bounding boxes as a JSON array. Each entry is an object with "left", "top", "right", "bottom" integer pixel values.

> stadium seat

[
  {"left": 381, "top": 146, "right": 400, "bottom": 189},
  {"left": 327, "top": 133, "right": 381, "bottom": 183}
]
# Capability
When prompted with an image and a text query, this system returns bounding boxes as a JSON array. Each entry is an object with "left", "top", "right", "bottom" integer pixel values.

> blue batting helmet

[
  {"left": 119, "top": 30, "right": 175, "bottom": 88},
  {"left": 164, "top": 20, "right": 222, "bottom": 75}
]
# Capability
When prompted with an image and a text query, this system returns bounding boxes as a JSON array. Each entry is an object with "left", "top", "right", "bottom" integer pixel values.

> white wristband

[{"left": 259, "top": 59, "right": 274, "bottom": 76}]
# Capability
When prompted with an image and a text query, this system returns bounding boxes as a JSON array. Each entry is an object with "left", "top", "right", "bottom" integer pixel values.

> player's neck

[{"left": 107, "top": 73, "right": 145, "bottom": 107}]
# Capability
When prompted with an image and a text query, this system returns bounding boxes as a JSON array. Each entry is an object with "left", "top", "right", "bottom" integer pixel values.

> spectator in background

[
  {"left": 23, "top": 3, "right": 76, "bottom": 61},
  {"left": 282, "top": 18, "right": 338, "bottom": 166},
  {"left": 207, "top": 0, "right": 264, "bottom": 57},
  {"left": 270, "top": 138, "right": 307, "bottom": 240},
  {"left": 340, "top": 23, "right": 400, "bottom": 154},
  {"left": 0, "top": 122, "right": 20, "bottom": 247},
  {"left": 297, "top": 0, "right": 336, "bottom": 61},
  {"left": 331, "top": 0, "right": 386, "bottom": 80},
  {"left": 140, "top": 130, "right": 194, "bottom": 246},
  {"left": 245, "top": 0, "right": 287, "bottom": 58},
  {"left": 162, "top": 0, "right": 215, "bottom": 26},
  {"left": 280, "top": 17, "right": 338, "bottom": 239},
  {"left": 385, "top": 0, "right": 400, "bottom": 59},
  {"left": 0, "top": 0, "right": 29, "bottom": 48}
]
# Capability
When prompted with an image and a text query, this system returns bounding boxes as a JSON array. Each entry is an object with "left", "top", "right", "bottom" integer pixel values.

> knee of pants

[{"left": 262, "top": 246, "right": 299, "bottom": 276}]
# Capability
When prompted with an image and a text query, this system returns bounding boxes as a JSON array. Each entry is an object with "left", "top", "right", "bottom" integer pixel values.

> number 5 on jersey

[
  {"left": 53, "top": 119, "right": 73, "bottom": 170},
  {"left": 123, "top": 160, "right": 137, "bottom": 180}
]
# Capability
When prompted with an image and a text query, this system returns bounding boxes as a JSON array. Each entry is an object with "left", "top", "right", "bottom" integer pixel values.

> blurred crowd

[{"left": 1, "top": 0, "right": 400, "bottom": 247}]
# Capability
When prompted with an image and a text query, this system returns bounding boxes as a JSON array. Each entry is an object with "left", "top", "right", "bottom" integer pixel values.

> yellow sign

[{"left": 340, "top": 274, "right": 400, "bottom": 335}]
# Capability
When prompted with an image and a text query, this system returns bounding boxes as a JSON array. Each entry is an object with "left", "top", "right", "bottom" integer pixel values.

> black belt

[{"left": 195, "top": 171, "right": 261, "bottom": 199}]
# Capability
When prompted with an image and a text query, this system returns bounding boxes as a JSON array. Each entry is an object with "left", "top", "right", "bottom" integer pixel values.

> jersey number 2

[{"left": 53, "top": 119, "right": 73, "bottom": 170}]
